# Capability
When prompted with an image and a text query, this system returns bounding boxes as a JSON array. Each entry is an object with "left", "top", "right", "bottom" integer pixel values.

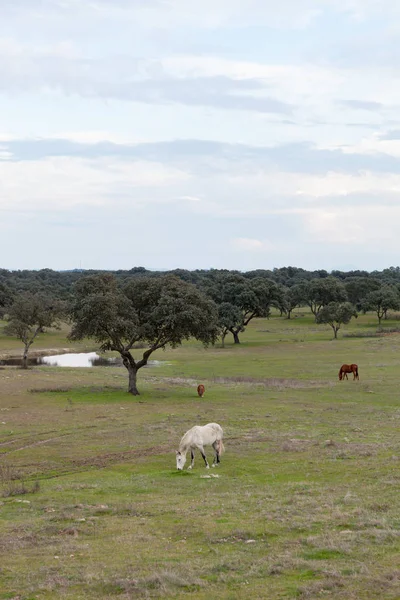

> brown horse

[
  {"left": 197, "top": 384, "right": 205, "bottom": 397},
  {"left": 339, "top": 364, "right": 359, "bottom": 381}
]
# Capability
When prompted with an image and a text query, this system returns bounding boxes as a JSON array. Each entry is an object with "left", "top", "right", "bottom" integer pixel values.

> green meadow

[{"left": 0, "top": 311, "right": 399, "bottom": 599}]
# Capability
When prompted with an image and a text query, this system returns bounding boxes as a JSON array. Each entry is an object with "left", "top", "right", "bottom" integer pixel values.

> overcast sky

[{"left": 1, "top": 0, "right": 400, "bottom": 272}]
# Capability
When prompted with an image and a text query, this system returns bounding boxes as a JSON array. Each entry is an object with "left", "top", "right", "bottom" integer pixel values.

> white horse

[{"left": 176, "top": 423, "right": 224, "bottom": 470}]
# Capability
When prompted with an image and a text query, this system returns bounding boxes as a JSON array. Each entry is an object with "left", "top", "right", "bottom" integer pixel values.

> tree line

[{"left": 2, "top": 266, "right": 400, "bottom": 394}]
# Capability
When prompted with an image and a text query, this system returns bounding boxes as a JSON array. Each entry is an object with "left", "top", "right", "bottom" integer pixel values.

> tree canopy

[{"left": 301, "top": 277, "right": 348, "bottom": 320}]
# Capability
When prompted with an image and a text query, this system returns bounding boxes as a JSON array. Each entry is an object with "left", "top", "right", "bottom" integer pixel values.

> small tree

[
  {"left": 301, "top": 277, "right": 348, "bottom": 320},
  {"left": 316, "top": 302, "right": 357, "bottom": 339},
  {"left": 344, "top": 277, "right": 380, "bottom": 310},
  {"left": 204, "top": 274, "right": 277, "bottom": 344},
  {"left": 283, "top": 285, "right": 304, "bottom": 319},
  {"left": 361, "top": 286, "right": 400, "bottom": 327},
  {"left": 269, "top": 284, "right": 286, "bottom": 317},
  {"left": 217, "top": 302, "right": 243, "bottom": 347},
  {"left": 4, "top": 293, "right": 63, "bottom": 368},
  {"left": 69, "top": 274, "right": 218, "bottom": 395}
]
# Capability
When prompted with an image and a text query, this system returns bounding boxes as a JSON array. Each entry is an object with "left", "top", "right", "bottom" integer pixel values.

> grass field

[{"left": 0, "top": 312, "right": 400, "bottom": 599}]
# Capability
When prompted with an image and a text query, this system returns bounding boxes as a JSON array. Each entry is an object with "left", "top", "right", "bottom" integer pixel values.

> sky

[{"left": 1, "top": 0, "right": 400, "bottom": 272}]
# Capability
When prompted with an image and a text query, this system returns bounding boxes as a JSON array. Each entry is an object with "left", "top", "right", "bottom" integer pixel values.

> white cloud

[
  {"left": 0, "top": 157, "right": 190, "bottom": 211},
  {"left": 302, "top": 205, "right": 400, "bottom": 246},
  {"left": 304, "top": 210, "right": 366, "bottom": 244},
  {"left": 176, "top": 195, "right": 201, "bottom": 203},
  {"left": 232, "top": 237, "right": 275, "bottom": 252}
]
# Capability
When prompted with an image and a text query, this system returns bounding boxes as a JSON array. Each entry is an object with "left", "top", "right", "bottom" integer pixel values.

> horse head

[{"left": 176, "top": 450, "right": 187, "bottom": 470}]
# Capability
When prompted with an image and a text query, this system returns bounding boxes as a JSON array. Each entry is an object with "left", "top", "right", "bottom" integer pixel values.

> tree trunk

[
  {"left": 231, "top": 331, "right": 240, "bottom": 344},
  {"left": 310, "top": 303, "right": 318, "bottom": 321},
  {"left": 121, "top": 346, "right": 157, "bottom": 396},
  {"left": 221, "top": 332, "right": 226, "bottom": 348},
  {"left": 127, "top": 364, "right": 140, "bottom": 395},
  {"left": 333, "top": 326, "right": 338, "bottom": 339},
  {"left": 22, "top": 343, "right": 30, "bottom": 369},
  {"left": 121, "top": 356, "right": 140, "bottom": 395}
]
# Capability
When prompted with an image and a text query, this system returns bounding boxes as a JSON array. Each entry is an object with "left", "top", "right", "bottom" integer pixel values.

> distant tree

[
  {"left": 69, "top": 274, "right": 218, "bottom": 395},
  {"left": 128, "top": 267, "right": 148, "bottom": 274},
  {"left": 203, "top": 274, "right": 278, "bottom": 344},
  {"left": 271, "top": 284, "right": 287, "bottom": 316},
  {"left": 217, "top": 302, "right": 243, "bottom": 347},
  {"left": 282, "top": 285, "right": 304, "bottom": 319},
  {"left": 0, "top": 282, "right": 14, "bottom": 318},
  {"left": 316, "top": 302, "right": 358, "bottom": 339},
  {"left": 344, "top": 277, "right": 380, "bottom": 310},
  {"left": 167, "top": 269, "right": 198, "bottom": 283},
  {"left": 4, "top": 293, "right": 64, "bottom": 368},
  {"left": 361, "top": 286, "right": 400, "bottom": 327},
  {"left": 300, "top": 277, "right": 348, "bottom": 320}
]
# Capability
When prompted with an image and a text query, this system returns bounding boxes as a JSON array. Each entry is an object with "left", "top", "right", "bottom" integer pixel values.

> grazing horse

[
  {"left": 339, "top": 363, "right": 359, "bottom": 381},
  {"left": 197, "top": 384, "right": 205, "bottom": 397},
  {"left": 176, "top": 423, "right": 224, "bottom": 470}
]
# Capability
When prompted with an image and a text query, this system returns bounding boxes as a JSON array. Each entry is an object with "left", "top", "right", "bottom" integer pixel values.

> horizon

[{"left": 2, "top": 264, "right": 400, "bottom": 276}]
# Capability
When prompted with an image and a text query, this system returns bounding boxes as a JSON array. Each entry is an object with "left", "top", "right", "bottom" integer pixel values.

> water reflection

[
  {"left": 40, "top": 352, "right": 101, "bottom": 367},
  {"left": 0, "top": 352, "right": 169, "bottom": 368}
]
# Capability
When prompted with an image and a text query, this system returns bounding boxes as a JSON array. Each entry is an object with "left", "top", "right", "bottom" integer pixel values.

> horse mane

[{"left": 178, "top": 431, "right": 192, "bottom": 453}]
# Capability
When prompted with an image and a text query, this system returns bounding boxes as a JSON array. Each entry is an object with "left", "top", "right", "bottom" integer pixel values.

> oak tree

[
  {"left": 316, "top": 302, "right": 357, "bottom": 339},
  {"left": 204, "top": 274, "right": 278, "bottom": 344},
  {"left": 4, "top": 293, "right": 63, "bottom": 368},
  {"left": 361, "top": 286, "right": 400, "bottom": 326},
  {"left": 69, "top": 274, "right": 218, "bottom": 395}
]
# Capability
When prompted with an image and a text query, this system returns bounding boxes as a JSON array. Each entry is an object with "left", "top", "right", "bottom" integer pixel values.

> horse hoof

[
  {"left": 206, "top": 465, "right": 210, "bottom": 469},
  {"left": 187, "top": 466, "right": 192, "bottom": 470}
]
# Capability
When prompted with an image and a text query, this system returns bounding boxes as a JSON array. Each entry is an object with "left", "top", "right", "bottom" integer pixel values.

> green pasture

[{"left": 0, "top": 312, "right": 399, "bottom": 599}]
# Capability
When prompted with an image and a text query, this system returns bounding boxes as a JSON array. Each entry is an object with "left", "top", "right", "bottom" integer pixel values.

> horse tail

[
  {"left": 217, "top": 439, "right": 225, "bottom": 454},
  {"left": 355, "top": 365, "right": 359, "bottom": 380}
]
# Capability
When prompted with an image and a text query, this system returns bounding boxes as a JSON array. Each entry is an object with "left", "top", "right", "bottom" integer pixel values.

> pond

[{"left": 0, "top": 352, "right": 169, "bottom": 368}]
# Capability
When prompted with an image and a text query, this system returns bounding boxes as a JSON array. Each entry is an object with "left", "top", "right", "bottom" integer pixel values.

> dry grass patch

[
  {"left": 117, "top": 570, "right": 204, "bottom": 597},
  {"left": 296, "top": 574, "right": 346, "bottom": 598},
  {"left": 212, "top": 376, "right": 329, "bottom": 389},
  {"left": 0, "top": 462, "right": 40, "bottom": 497}
]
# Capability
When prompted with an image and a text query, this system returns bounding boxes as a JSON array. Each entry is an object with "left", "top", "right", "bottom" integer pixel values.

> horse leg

[
  {"left": 187, "top": 449, "right": 195, "bottom": 470},
  {"left": 198, "top": 445, "right": 210, "bottom": 469},
  {"left": 344, "top": 372, "right": 348, "bottom": 380},
  {"left": 212, "top": 441, "right": 220, "bottom": 467}
]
